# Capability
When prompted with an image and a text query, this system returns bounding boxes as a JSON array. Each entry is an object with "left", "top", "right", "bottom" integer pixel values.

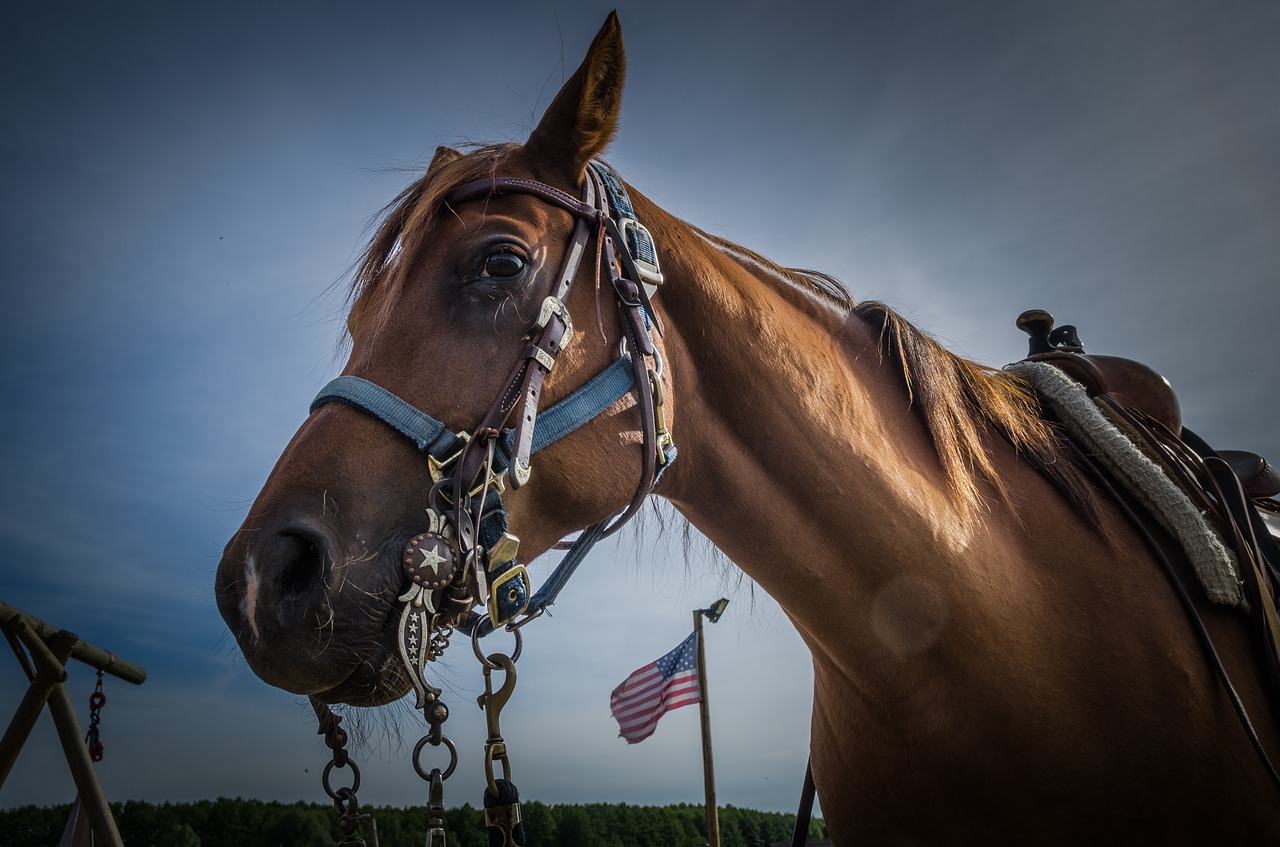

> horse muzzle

[{"left": 215, "top": 513, "right": 410, "bottom": 705}]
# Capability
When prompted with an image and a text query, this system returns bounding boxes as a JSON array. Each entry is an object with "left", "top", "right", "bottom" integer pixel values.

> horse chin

[{"left": 311, "top": 650, "right": 413, "bottom": 708}]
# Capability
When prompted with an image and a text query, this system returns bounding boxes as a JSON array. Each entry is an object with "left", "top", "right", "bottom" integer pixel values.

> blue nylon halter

[
  {"left": 311, "top": 356, "right": 637, "bottom": 467},
  {"left": 309, "top": 161, "right": 674, "bottom": 636}
]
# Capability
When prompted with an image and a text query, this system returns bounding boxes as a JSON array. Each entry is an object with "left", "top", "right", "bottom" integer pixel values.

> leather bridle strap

[
  {"left": 445, "top": 169, "right": 664, "bottom": 520},
  {"left": 435, "top": 165, "right": 674, "bottom": 630},
  {"left": 446, "top": 174, "right": 599, "bottom": 496}
]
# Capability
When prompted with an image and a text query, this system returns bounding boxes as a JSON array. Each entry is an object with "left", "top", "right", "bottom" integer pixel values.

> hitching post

[{"left": 694, "top": 598, "right": 729, "bottom": 847}]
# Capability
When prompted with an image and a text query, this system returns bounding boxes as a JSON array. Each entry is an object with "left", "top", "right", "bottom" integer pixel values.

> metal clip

[
  {"left": 477, "top": 654, "right": 517, "bottom": 797},
  {"left": 425, "top": 769, "right": 447, "bottom": 847},
  {"left": 648, "top": 370, "right": 674, "bottom": 466}
]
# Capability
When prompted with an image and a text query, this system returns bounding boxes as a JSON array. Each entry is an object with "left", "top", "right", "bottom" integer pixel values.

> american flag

[{"left": 610, "top": 631, "right": 701, "bottom": 743}]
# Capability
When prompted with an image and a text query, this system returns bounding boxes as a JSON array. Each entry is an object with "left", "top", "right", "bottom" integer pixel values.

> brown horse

[{"left": 216, "top": 13, "right": 1280, "bottom": 843}]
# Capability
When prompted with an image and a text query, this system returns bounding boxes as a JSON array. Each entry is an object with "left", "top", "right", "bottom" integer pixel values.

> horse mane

[
  {"left": 347, "top": 146, "right": 1095, "bottom": 521},
  {"left": 349, "top": 145, "right": 859, "bottom": 331},
  {"left": 683, "top": 234, "right": 1094, "bottom": 521},
  {"left": 347, "top": 143, "right": 521, "bottom": 337},
  {"left": 854, "top": 300, "right": 1100, "bottom": 520}
]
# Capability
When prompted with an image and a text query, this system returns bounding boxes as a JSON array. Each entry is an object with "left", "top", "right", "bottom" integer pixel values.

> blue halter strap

[{"left": 311, "top": 355, "right": 637, "bottom": 470}]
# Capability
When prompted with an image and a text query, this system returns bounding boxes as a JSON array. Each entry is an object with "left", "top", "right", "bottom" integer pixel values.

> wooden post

[
  {"left": 0, "top": 601, "right": 147, "bottom": 684},
  {"left": 693, "top": 609, "right": 721, "bottom": 847},
  {"left": 1, "top": 602, "right": 143, "bottom": 847},
  {"left": 0, "top": 620, "right": 72, "bottom": 785},
  {"left": 47, "top": 669, "right": 125, "bottom": 846}
]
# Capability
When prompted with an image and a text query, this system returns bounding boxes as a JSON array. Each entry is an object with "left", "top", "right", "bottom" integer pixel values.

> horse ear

[
  {"left": 427, "top": 146, "right": 462, "bottom": 175},
  {"left": 524, "top": 11, "right": 626, "bottom": 182}
]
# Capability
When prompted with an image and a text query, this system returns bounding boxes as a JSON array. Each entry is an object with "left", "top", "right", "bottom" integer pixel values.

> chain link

[
  {"left": 412, "top": 682, "right": 458, "bottom": 845},
  {"left": 313, "top": 702, "right": 379, "bottom": 847},
  {"left": 85, "top": 669, "right": 105, "bottom": 762},
  {"left": 428, "top": 620, "right": 453, "bottom": 662}
]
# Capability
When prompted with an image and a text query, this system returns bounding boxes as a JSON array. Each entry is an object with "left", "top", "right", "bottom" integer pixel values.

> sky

[{"left": 3, "top": 0, "right": 1278, "bottom": 822}]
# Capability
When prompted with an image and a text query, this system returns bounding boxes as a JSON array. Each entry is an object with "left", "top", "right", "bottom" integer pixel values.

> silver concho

[{"left": 396, "top": 508, "right": 457, "bottom": 708}]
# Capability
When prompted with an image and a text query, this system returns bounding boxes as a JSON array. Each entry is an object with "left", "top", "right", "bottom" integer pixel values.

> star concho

[
  {"left": 396, "top": 508, "right": 457, "bottom": 708},
  {"left": 398, "top": 508, "right": 459, "bottom": 611},
  {"left": 403, "top": 534, "right": 456, "bottom": 592}
]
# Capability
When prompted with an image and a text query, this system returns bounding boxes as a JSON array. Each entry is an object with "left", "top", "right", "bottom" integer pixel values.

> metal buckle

[
  {"left": 619, "top": 218, "right": 663, "bottom": 289},
  {"left": 427, "top": 432, "right": 506, "bottom": 500},
  {"left": 487, "top": 564, "right": 531, "bottom": 627},
  {"left": 534, "top": 296, "right": 574, "bottom": 350}
]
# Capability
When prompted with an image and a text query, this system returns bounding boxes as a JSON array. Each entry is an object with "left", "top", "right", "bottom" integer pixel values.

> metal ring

[
  {"left": 650, "top": 345, "right": 664, "bottom": 378},
  {"left": 412, "top": 734, "right": 458, "bottom": 782},
  {"left": 471, "top": 618, "right": 523, "bottom": 667},
  {"left": 321, "top": 759, "right": 361, "bottom": 800},
  {"left": 617, "top": 337, "right": 662, "bottom": 377}
]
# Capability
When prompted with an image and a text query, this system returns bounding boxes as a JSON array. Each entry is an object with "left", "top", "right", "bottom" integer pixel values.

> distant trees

[{"left": 0, "top": 797, "right": 825, "bottom": 847}]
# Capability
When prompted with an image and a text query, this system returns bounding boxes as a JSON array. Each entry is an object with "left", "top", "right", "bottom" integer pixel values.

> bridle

[
  {"left": 302, "top": 163, "right": 818, "bottom": 847},
  {"left": 310, "top": 161, "right": 675, "bottom": 699},
  {"left": 306, "top": 163, "right": 676, "bottom": 845}
]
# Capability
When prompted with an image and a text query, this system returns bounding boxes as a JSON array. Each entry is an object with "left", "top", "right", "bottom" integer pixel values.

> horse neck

[{"left": 644, "top": 207, "right": 1019, "bottom": 631}]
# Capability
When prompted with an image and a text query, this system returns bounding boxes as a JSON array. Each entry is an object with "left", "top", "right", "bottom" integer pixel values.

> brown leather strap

[
  {"left": 1068, "top": 439, "right": 1280, "bottom": 793},
  {"left": 1090, "top": 396, "right": 1280, "bottom": 786},
  {"left": 449, "top": 176, "right": 598, "bottom": 497},
  {"left": 790, "top": 758, "right": 816, "bottom": 847},
  {"left": 1205, "top": 457, "right": 1280, "bottom": 711},
  {"left": 444, "top": 166, "right": 666, "bottom": 548},
  {"left": 448, "top": 177, "right": 600, "bottom": 222}
]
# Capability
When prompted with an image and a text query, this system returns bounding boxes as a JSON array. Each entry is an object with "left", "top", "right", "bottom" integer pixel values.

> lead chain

[
  {"left": 428, "top": 621, "right": 453, "bottom": 662},
  {"left": 413, "top": 692, "right": 458, "bottom": 847},
  {"left": 314, "top": 703, "right": 379, "bottom": 847}
]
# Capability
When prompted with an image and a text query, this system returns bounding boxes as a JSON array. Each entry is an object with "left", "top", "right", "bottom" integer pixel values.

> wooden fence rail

[{"left": 1, "top": 599, "right": 148, "bottom": 847}]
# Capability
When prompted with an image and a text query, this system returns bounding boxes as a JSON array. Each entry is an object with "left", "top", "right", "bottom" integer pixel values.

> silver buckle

[
  {"left": 620, "top": 218, "right": 664, "bottom": 291},
  {"left": 534, "top": 296, "right": 574, "bottom": 349}
]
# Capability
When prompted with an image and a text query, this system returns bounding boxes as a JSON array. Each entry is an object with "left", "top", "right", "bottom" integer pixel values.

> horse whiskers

[
  {"left": 347, "top": 548, "right": 379, "bottom": 565},
  {"left": 326, "top": 567, "right": 385, "bottom": 607},
  {"left": 310, "top": 603, "right": 337, "bottom": 658}
]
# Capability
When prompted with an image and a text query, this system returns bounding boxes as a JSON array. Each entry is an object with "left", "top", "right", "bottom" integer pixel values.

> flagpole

[{"left": 695, "top": 599, "right": 728, "bottom": 847}]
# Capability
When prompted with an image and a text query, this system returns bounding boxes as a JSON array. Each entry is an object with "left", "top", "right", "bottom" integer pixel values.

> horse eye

[{"left": 481, "top": 250, "right": 525, "bottom": 279}]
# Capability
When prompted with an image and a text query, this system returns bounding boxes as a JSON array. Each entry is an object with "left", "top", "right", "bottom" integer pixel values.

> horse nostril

[{"left": 274, "top": 526, "right": 331, "bottom": 598}]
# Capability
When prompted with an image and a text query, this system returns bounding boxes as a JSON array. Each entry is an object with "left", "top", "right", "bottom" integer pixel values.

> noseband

[{"left": 311, "top": 162, "right": 674, "bottom": 703}]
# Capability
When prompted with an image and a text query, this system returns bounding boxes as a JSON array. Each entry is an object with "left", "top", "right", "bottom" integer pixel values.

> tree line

[{"left": 0, "top": 797, "right": 826, "bottom": 847}]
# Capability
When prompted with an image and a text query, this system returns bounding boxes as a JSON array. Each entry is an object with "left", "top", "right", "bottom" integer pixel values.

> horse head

[{"left": 216, "top": 13, "right": 667, "bottom": 706}]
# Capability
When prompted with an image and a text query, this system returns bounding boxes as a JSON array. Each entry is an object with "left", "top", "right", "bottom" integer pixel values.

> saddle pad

[{"left": 1006, "top": 361, "right": 1245, "bottom": 608}]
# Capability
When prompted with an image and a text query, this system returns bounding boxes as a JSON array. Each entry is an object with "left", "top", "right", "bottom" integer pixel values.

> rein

[{"left": 306, "top": 162, "right": 675, "bottom": 845}]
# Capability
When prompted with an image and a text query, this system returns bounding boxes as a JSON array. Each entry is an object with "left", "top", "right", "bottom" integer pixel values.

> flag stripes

[{"left": 610, "top": 631, "right": 701, "bottom": 744}]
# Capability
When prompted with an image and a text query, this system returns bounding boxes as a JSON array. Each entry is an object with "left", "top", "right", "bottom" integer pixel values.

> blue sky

[{"left": 3, "top": 0, "right": 1278, "bottom": 819}]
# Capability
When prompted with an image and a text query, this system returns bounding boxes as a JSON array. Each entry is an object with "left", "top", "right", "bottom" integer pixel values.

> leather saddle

[
  {"left": 1016, "top": 309, "right": 1280, "bottom": 517},
  {"left": 1016, "top": 309, "right": 1280, "bottom": 742}
]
